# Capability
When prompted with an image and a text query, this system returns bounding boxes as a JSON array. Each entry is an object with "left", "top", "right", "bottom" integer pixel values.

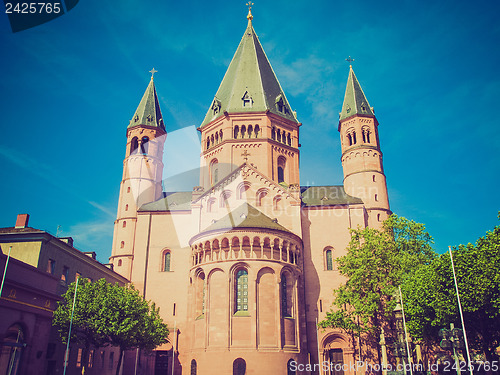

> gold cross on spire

[
  {"left": 346, "top": 56, "right": 355, "bottom": 68},
  {"left": 241, "top": 149, "right": 251, "bottom": 162},
  {"left": 246, "top": 2, "right": 254, "bottom": 21},
  {"left": 149, "top": 68, "right": 158, "bottom": 80}
]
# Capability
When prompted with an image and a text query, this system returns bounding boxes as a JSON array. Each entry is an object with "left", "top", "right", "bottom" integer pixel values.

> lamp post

[
  {"left": 393, "top": 303, "right": 409, "bottom": 374},
  {"left": 439, "top": 324, "right": 465, "bottom": 375}
]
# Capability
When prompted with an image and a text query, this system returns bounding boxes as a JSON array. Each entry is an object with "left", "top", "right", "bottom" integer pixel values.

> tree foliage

[
  {"left": 402, "top": 213, "right": 500, "bottom": 361},
  {"left": 319, "top": 215, "right": 435, "bottom": 364},
  {"left": 53, "top": 278, "right": 169, "bottom": 375}
]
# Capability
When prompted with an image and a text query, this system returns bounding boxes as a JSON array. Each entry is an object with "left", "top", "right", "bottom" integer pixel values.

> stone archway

[{"left": 320, "top": 333, "right": 355, "bottom": 375}]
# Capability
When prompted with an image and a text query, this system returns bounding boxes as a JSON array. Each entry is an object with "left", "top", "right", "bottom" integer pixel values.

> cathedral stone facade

[{"left": 110, "top": 9, "right": 391, "bottom": 375}]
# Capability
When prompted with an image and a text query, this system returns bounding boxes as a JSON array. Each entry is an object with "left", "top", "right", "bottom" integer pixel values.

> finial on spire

[
  {"left": 246, "top": 2, "right": 254, "bottom": 21},
  {"left": 346, "top": 56, "right": 355, "bottom": 68},
  {"left": 149, "top": 68, "right": 158, "bottom": 80}
]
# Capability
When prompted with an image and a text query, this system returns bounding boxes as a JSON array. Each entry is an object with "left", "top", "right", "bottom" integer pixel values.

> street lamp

[
  {"left": 439, "top": 324, "right": 465, "bottom": 375},
  {"left": 393, "top": 303, "right": 409, "bottom": 373}
]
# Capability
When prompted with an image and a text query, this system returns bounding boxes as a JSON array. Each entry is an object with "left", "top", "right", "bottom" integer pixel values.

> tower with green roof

[
  {"left": 339, "top": 65, "right": 391, "bottom": 226},
  {"left": 198, "top": 8, "right": 301, "bottom": 188},
  {"left": 110, "top": 71, "right": 166, "bottom": 280}
]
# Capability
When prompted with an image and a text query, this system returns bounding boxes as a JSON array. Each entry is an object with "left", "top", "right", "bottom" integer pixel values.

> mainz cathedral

[{"left": 110, "top": 6, "right": 391, "bottom": 375}]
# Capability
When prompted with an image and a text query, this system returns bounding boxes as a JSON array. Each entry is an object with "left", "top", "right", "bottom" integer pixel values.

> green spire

[
  {"left": 339, "top": 66, "right": 374, "bottom": 121},
  {"left": 200, "top": 15, "right": 298, "bottom": 128},
  {"left": 128, "top": 73, "right": 165, "bottom": 131}
]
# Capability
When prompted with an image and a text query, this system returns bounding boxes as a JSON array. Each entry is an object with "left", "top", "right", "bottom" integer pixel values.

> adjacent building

[{"left": 0, "top": 214, "right": 129, "bottom": 375}]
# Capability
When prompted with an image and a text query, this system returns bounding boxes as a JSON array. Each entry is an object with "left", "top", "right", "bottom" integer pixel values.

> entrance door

[
  {"left": 154, "top": 351, "right": 169, "bottom": 375},
  {"left": 329, "top": 348, "right": 344, "bottom": 375},
  {"left": 0, "top": 325, "right": 25, "bottom": 375}
]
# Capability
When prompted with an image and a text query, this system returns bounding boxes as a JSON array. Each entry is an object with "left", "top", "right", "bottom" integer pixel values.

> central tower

[
  {"left": 198, "top": 8, "right": 301, "bottom": 189},
  {"left": 185, "top": 6, "right": 307, "bottom": 375}
]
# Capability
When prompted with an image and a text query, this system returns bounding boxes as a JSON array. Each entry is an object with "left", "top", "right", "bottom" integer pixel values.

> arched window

[
  {"left": 325, "top": 249, "right": 333, "bottom": 270},
  {"left": 287, "top": 133, "right": 291, "bottom": 146},
  {"left": 118, "top": 259, "right": 122, "bottom": 266},
  {"left": 207, "top": 198, "right": 215, "bottom": 213},
  {"left": 233, "top": 358, "right": 246, "bottom": 375},
  {"left": 287, "top": 359, "right": 296, "bottom": 375},
  {"left": 211, "top": 134, "right": 214, "bottom": 146},
  {"left": 219, "top": 129, "right": 223, "bottom": 140},
  {"left": 274, "top": 196, "right": 282, "bottom": 211},
  {"left": 347, "top": 133, "right": 352, "bottom": 146},
  {"left": 206, "top": 138, "right": 210, "bottom": 150},
  {"left": 120, "top": 241, "right": 125, "bottom": 249},
  {"left": 352, "top": 131, "right": 357, "bottom": 144},
  {"left": 220, "top": 190, "right": 231, "bottom": 208},
  {"left": 256, "top": 189, "right": 268, "bottom": 206},
  {"left": 235, "top": 269, "right": 248, "bottom": 312},
  {"left": 140, "top": 137, "right": 149, "bottom": 154},
  {"left": 241, "top": 125, "right": 246, "bottom": 138},
  {"left": 281, "top": 274, "right": 292, "bottom": 317},
  {"left": 130, "top": 137, "right": 139, "bottom": 155},
  {"left": 125, "top": 204, "right": 128, "bottom": 211},
  {"left": 247, "top": 125, "right": 253, "bottom": 138},
  {"left": 163, "top": 251, "right": 171, "bottom": 272},
  {"left": 277, "top": 129, "right": 281, "bottom": 143},
  {"left": 277, "top": 156, "right": 286, "bottom": 183},
  {"left": 237, "top": 183, "right": 250, "bottom": 200},
  {"left": 210, "top": 159, "right": 218, "bottom": 185},
  {"left": 254, "top": 125, "right": 260, "bottom": 138},
  {"left": 215, "top": 132, "right": 219, "bottom": 143},
  {"left": 362, "top": 127, "right": 371, "bottom": 143},
  {"left": 234, "top": 126, "right": 239, "bottom": 139},
  {"left": 191, "top": 359, "right": 197, "bottom": 375},
  {"left": 196, "top": 272, "right": 205, "bottom": 317},
  {"left": 271, "top": 127, "right": 276, "bottom": 140},
  {"left": 122, "top": 221, "right": 126, "bottom": 228}
]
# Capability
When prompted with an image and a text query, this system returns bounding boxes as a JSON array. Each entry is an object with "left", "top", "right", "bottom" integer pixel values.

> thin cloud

[{"left": 0, "top": 146, "right": 115, "bottom": 218}]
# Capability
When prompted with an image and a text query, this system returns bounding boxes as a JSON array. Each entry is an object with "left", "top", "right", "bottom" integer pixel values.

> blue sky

[{"left": 0, "top": 0, "right": 499, "bottom": 263}]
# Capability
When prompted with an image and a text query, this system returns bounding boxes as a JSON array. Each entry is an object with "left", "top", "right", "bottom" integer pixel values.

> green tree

[
  {"left": 319, "top": 215, "right": 435, "bottom": 366},
  {"left": 403, "top": 213, "right": 500, "bottom": 362},
  {"left": 53, "top": 278, "right": 169, "bottom": 375}
]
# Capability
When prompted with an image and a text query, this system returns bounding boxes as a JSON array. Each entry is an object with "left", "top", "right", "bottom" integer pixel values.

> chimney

[{"left": 15, "top": 214, "right": 30, "bottom": 228}]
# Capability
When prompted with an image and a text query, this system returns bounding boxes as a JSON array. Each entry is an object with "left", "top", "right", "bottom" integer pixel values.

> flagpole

[
  {"left": 0, "top": 246, "right": 13, "bottom": 297},
  {"left": 448, "top": 247, "right": 473, "bottom": 375},
  {"left": 399, "top": 286, "right": 413, "bottom": 375},
  {"left": 63, "top": 277, "right": 79, "bottom": 375}
]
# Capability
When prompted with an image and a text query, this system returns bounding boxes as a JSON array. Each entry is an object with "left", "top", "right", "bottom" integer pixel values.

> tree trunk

[{"left": 115, "top": 348, "right": 124, "bottom": 375}]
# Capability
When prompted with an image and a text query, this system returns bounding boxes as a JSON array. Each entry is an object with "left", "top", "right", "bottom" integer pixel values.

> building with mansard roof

[{"left": 110, "top": 8, "right": 391, "bottom": 375}]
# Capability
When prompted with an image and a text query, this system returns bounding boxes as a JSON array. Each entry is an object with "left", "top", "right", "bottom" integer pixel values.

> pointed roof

[
  {"left": 339, "top": 66, "right": 375, "bottom": 122},
  {"left": 200, "top": 202, "right": 291, "bottom": 234},
  {"left": 200, "top": 16, "right": 298, "bottom": 128},
  {"left": 128, "top": 76, "right": 166, "bottom": 131}
]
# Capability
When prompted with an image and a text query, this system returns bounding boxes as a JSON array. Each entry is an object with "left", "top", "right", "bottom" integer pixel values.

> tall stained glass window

[{"left": 235, "top": 269, "right": 248, "bottom": 312}]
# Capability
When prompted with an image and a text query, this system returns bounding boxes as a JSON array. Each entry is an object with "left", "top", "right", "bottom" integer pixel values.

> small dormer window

[
  {"left": 242, "top": 91, "right": 253, "bottom": 107},
  {"left": 275, "top": 94, "right": 288, "bottom": 114},
  {"left": 361, "top": 102, "right": 367, "bottom": 112},
  {"left": 134, "top": 114, "right": 139, "bottom": 122},
  {"left": 147, "top": 114, "right": 153, "bottom": 122},
  {"left": 345, "top": 104, "right": 351, "bottom": 114},
  {"left": 211, "top": 98, "right": 221, "bottom": 116}
]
